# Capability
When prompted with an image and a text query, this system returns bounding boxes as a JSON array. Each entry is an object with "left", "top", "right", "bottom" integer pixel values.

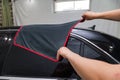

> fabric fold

[{"left": 14, "top": 20, "right": 80, "bottom": 62}]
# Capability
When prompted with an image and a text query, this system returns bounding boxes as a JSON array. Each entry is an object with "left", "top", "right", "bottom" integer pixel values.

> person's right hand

[
  {"left": 82, "top": 11, "right": 99, "bottom": 20},
  {"left": 57, "top": 47, "right": 73, "bottom": 60}
]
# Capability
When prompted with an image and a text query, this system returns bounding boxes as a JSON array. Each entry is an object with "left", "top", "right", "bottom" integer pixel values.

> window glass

[
  {"left": 67, "top": 37, "right": 81, "bottom": 54},
  {"left": 83, "top": 44, "right": 100, "bottom": 59}
]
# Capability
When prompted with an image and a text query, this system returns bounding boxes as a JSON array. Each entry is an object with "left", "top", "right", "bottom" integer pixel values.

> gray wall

[{"left": 13, "top": 0, "right": 120, "bottom": 38}]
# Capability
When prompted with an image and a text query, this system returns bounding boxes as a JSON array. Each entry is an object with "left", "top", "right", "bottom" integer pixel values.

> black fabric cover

[{"left": 14, "top": 20, "right": 79, "bottom": 62}]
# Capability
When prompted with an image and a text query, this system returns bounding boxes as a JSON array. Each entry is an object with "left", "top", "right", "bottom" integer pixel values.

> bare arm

[
  {"left": 82, "top": 9, "right": 120, "bottom": 21},
  {"left": 57, "top": 47, "right": 120, "bottom": 80}
]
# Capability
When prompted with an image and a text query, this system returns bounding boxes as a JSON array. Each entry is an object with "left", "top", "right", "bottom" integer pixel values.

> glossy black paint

[
  {"left": 72, "top": 28, "right": 120, "bottom": 62},
  {"left": 0, "top": 27, "right": 120, "bottom": 79}
]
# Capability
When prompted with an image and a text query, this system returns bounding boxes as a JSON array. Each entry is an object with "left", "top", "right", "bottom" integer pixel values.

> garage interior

[
  {"left": 0, "top": 0, "right": 120, "bottom": 80},
  {"left": 0, "top": 0, "right": 119, "bottom": 38}
]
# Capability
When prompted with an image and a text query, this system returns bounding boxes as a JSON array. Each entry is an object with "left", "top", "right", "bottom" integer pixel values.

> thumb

[{"left": 56, "top": 52, "right": 63, "bottom": 61}]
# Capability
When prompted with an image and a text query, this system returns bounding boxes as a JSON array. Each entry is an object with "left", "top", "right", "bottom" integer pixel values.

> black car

[{"left": 0, "top": 23, "right": 120, "bottom": 80}]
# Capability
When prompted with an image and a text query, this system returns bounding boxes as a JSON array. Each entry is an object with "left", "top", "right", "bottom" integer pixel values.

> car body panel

[{"left": 0, "top": 26, "right": 120, "bottom": 80}]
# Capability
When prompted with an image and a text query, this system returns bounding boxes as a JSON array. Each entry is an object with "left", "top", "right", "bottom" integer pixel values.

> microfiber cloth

[{"left": 14, "top": 20, "right": 80, "bottom": 62}]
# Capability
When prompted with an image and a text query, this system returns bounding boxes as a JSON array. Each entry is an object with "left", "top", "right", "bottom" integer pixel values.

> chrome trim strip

[
  {"left": 70, "top": 33, "right": 120, "bottom": 64},
  {"left": 0, "top": 76, "right": 77, "bottom": 80}
]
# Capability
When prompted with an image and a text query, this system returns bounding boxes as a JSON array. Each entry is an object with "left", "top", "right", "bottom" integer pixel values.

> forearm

[
  {"left": 66, "top": 52, "right": 120, "bottom": 80},
  {"left": 96, "top": 9, "right": 120, "bottom": 21},
  {"left": 57, "top": 47, "right": 120, "bottom": 80}
]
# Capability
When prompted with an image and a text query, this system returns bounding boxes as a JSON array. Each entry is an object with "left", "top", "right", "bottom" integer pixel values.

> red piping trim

[
  {"left": 13, "top": 21, "right": 81, "bottom": 62},
  {"left": 64, "top": 20, "right": 80, "bottom": 46},
  {"left": 13, "top": 26, "right": 58, "bottom": 62},
  {"left": 13, "top": 26, "right": 23, "bottom": 45}
]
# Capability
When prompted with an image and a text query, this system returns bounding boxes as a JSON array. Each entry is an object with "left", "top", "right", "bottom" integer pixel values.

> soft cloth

[{"left": 14, "top": 20, "right": 80, "bottom": 62}]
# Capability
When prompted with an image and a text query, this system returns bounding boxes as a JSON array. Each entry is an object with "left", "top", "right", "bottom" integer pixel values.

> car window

[
  {"left": 83, "top": 44, "right": 100, "bottom": 59},
  {"left": 67, "top": 37, "right": 81, "bottom": 54}
]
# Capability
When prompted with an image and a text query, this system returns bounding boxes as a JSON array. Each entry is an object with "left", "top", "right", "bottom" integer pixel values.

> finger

[
  {"left": 59, "top": 55, "right": 63, "bottom": 61},
  {"left": 80, "top": 16, "right": 86, "bottom": 22},
  {"left": 56, "top": 51, "right": 63, "bottom": 61},
  {"left": 56, "top": 52, "right": 59, "bottom": 61}
]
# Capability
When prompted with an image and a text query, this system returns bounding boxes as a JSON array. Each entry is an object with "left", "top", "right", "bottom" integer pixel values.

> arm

[
  {"left": 82, "top": 9, "right": 120, "bottom": 21},
  {"left": 57, "top": 47, "right": 120, "bottom": 80}
]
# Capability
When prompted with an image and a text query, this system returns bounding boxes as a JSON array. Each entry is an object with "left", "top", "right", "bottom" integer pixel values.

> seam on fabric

[{"left": 13, "top": 21, "right": 80, "bottom": 62}]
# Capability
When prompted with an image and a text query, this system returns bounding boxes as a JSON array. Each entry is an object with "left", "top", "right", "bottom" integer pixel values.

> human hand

[
  {"left": 82, "top": 11, "right": 99, "bottom": 20},
  {"left": 57, "top": 47, "right": 73, "bottom": 61}
]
